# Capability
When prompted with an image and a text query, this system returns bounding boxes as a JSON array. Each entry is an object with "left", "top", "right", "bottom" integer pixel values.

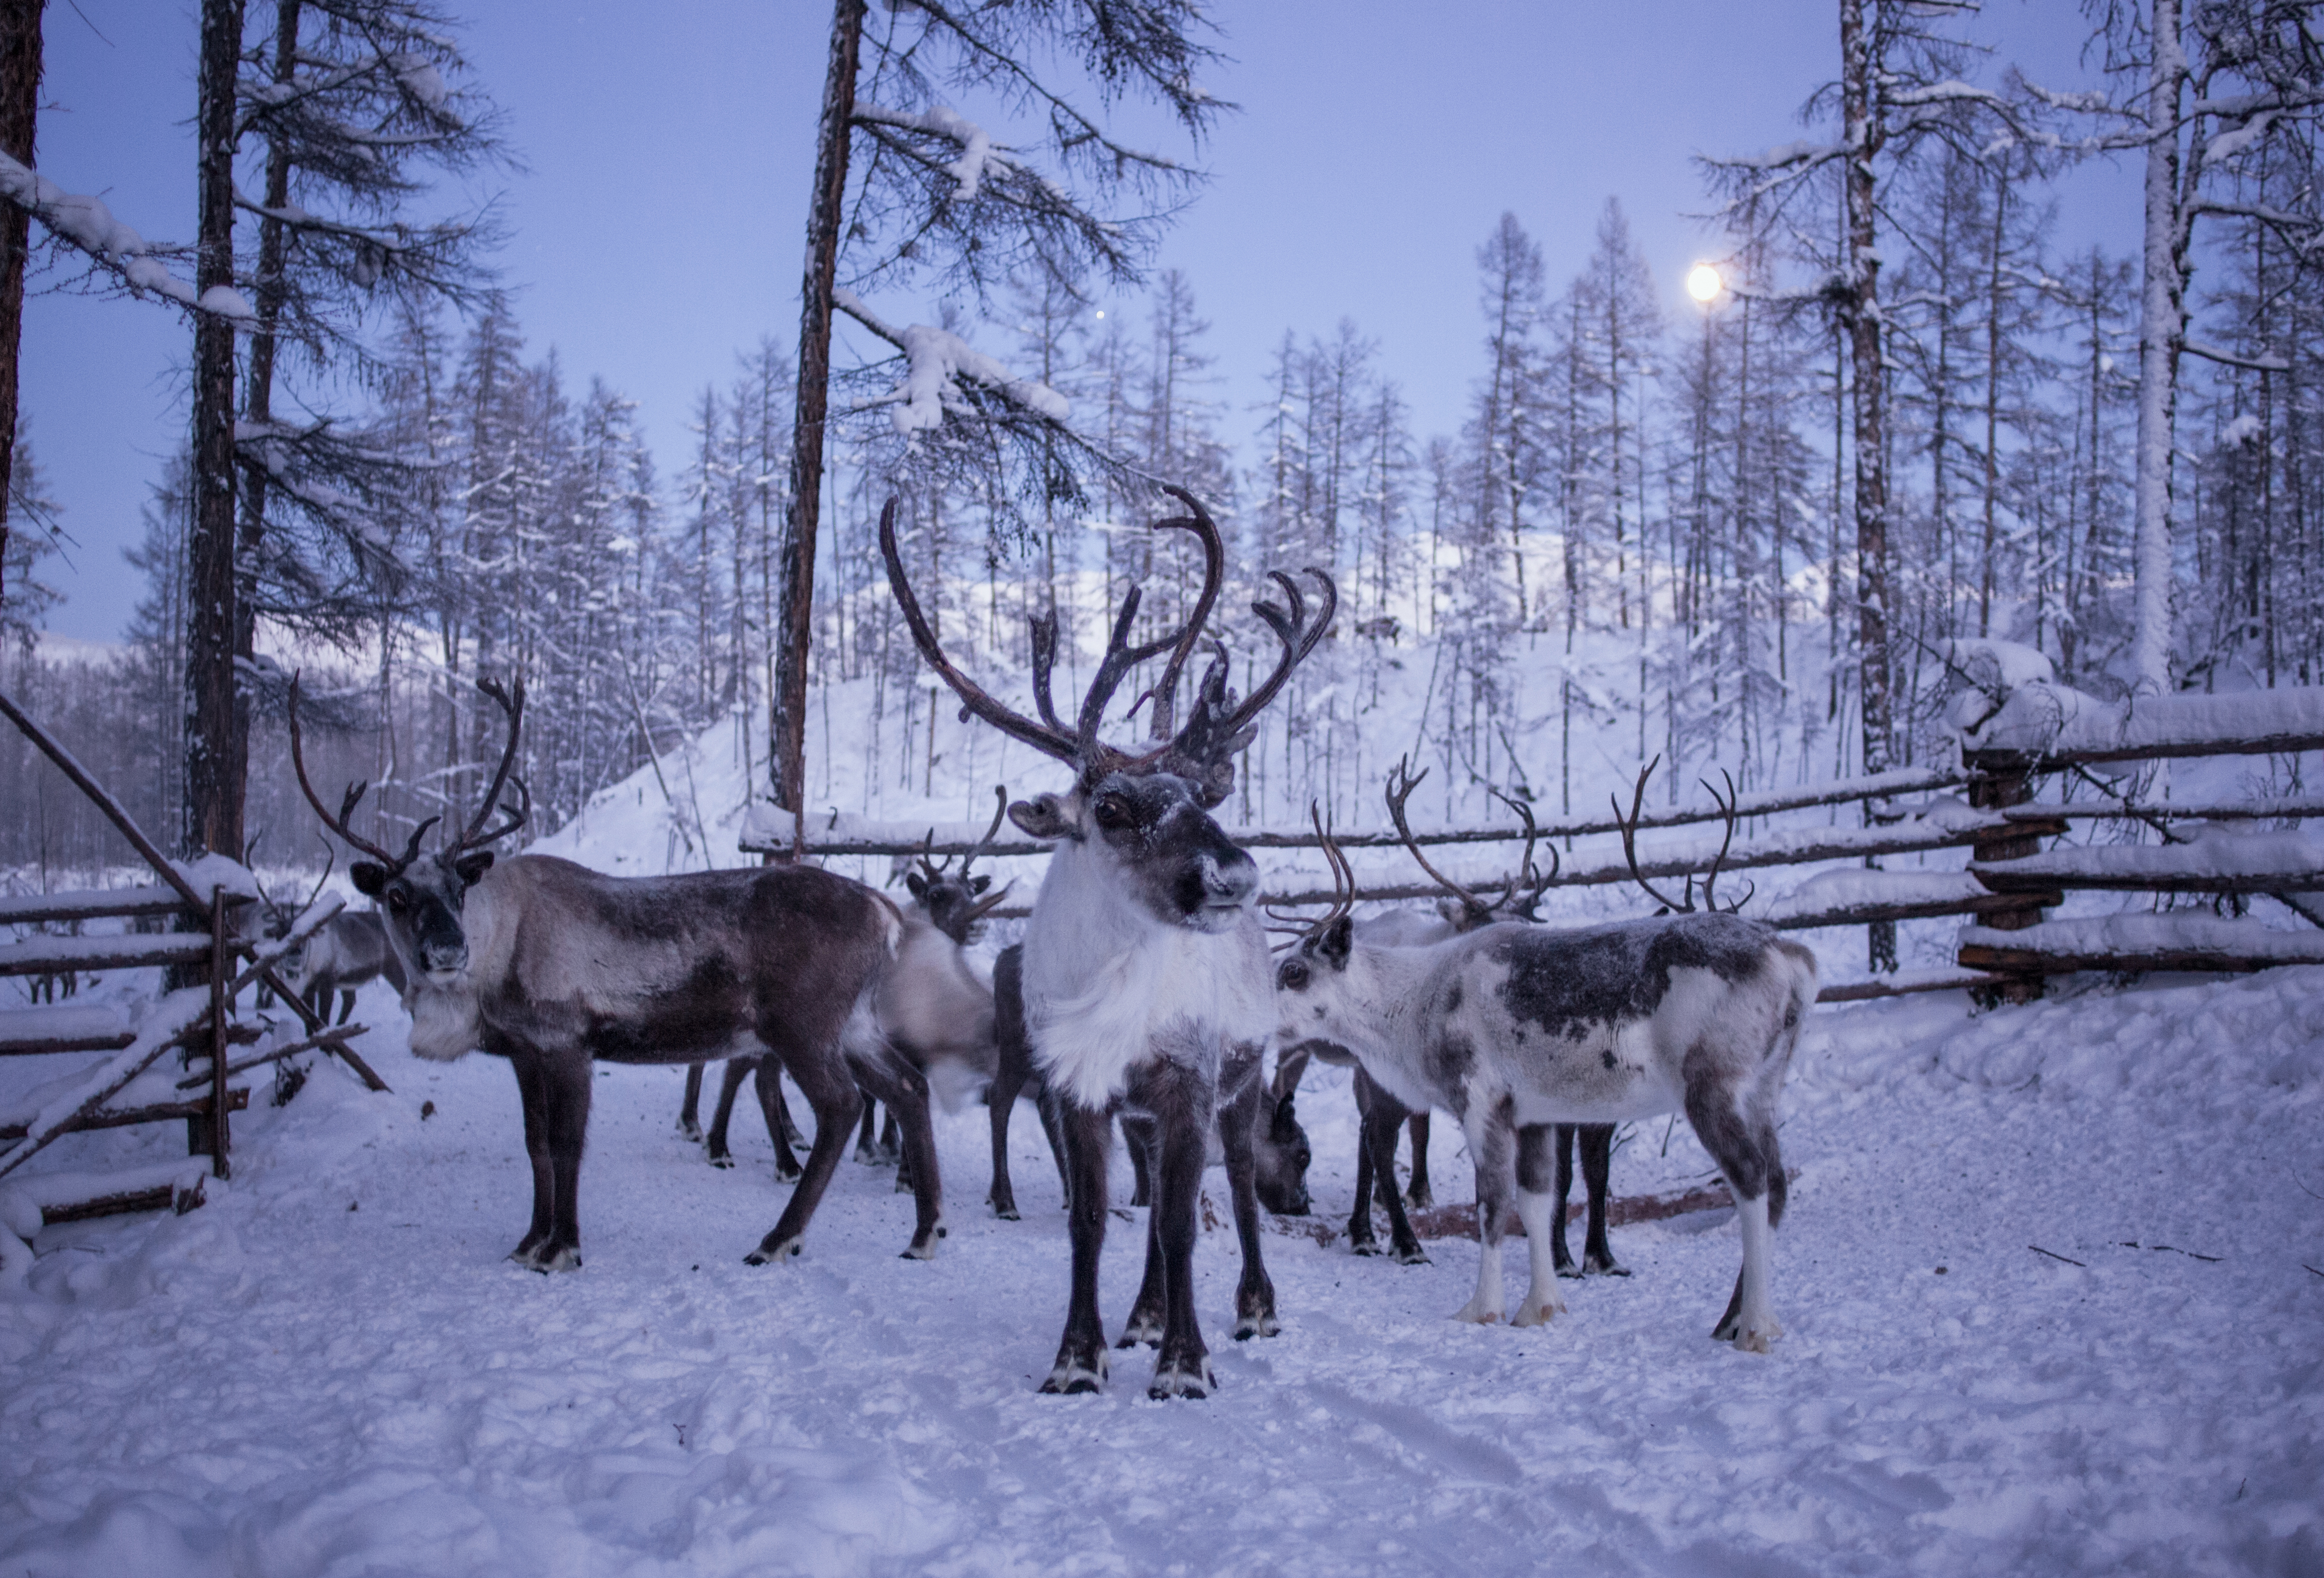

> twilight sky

[{"left": 19, "top": 1, "right": 2133, "bottom": 644}]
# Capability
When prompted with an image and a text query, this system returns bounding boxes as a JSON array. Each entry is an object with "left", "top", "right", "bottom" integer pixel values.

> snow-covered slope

[{"left": 3, "top": 955, "right": 2321, "bottom": 1573}]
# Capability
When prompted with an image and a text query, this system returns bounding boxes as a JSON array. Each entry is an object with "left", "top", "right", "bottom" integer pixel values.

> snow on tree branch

[
  {"left": 0, "top": 152, "right": 256, "bottom": 328},
  {"left": 833, "top": 287, "right": 1070, "bottom": 436}
]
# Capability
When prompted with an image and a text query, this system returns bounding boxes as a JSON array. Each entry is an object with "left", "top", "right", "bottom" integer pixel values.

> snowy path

[{"left": 4, "top": 968, "right": 2322, "bottom": 1575}]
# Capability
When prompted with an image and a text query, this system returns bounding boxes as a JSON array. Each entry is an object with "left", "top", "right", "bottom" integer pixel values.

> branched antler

[
  {"left": 1383, "top": 757, "right": 1495, "bottom": 929},
  {"left": 1483, "top": 786, "right": 1558, "bottom": 920},
  {"left": 451, "top": 677, "right": 529, "bottom": 853},
  {"left": 289, "top": 670, "right": 436, "bottom": 873},
  {"left": 1611, "top": 759, "right": 1746, "bottom": 916}
]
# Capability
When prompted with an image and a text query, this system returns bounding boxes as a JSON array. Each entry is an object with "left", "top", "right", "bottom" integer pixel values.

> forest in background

[{"left": 1, "top": 0, "right": 2319, "bottom": 897}]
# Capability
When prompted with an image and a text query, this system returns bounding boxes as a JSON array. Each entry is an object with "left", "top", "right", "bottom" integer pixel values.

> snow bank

[{"left": 1959, "top": 680, "right": 2324, "bottom": 763}]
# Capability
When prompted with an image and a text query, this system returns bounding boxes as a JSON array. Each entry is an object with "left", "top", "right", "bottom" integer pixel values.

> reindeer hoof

[
  {"left": 1589, "top": 1256, "right": 1630, "bottom": 1278},
  {"left": 745, "top": 1235, "right": 805, "bottom": 1266},
  {"left": 510, "top": 1241, "right": 582, "bottom": 1273},
  {"left": 678, "top": 1120, "right": 703, "bottom": 1143},
  {"left": 1148, "top": 1354, "right": 1216, "bottom": 1400},
  {"left": 1511, "top": 1296, "right": 1565, "bottom": 1328},
  {"left": 1351, "top": 1238, "right": 1382, "bottom": 1258},
  {"left": 1116, "top": 1310, "right": 1165, "bottom": 1349},
  {"left": 708, "top": 1153, "right": 735, "bottom": 1170},
  {"left": 773, "top": 1161, "right": 802, "bottom": 1183},
  {"left": 1452, "top": 1300, "right": 1503, "bottom": 1325},
  {"left": 991, "top": 1201, "right": 1021, "bottom": 1222},
  {"left": 1233, "top": 1310, "right": 1280, "bottom": 1341},
  {"left": 1394, "top": 1243, "right": 1430, "bottom": 1267},
  {"left": 899, "top": 1233, "right": 941, "bottom": 1261},
  {"left": 1039, "top": 1351, "right": 1108, "bottom": 1394}
]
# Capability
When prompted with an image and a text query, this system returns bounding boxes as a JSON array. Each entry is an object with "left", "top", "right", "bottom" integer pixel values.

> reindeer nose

[
  {"left": 1200, "top": 851, "right": 1257, "bottom": 908},
  {"left": 421, "top": 940, "right": 468, "bottom": 974}
]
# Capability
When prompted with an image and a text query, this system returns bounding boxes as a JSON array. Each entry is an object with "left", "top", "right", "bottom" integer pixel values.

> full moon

[{"left": 1686, "top": 263, "right": 1722, "bottom": 302}]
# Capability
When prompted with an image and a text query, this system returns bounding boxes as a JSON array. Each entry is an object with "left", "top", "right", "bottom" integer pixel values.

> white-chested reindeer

[
  {"left": 291, "top": 672, "right": 959, "bottom": 1271},
  {"left": 882, "top": 487, "right": 1334, "bottom": 1399},
  {"left": 1272, "top": 765, "right": 1815, "bottom": 1352}
]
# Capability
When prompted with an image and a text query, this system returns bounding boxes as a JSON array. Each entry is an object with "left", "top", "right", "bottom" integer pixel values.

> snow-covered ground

[{"left": 5, "top": 944, "right": 2322, "bottom": 1574}]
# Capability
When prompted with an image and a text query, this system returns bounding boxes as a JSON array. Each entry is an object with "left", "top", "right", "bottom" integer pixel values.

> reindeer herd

[{"left": 276, "top": 488, "right": 1815, "bottom": 1398}]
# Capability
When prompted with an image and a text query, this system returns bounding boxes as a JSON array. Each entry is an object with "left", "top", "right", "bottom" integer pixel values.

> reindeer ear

[
  {"left": 349, "top": 862, "right": 387, "bottom": 897},
  {"left": 905, "top": 871, "right": 928, "bottom": 901},
  {"left": 969, "top": 874, "right": 991, "bottom": 895},
  {"left": 453, "top": 850, "right": 495, "bottom": 887},
  {"left": 1319, "top": 915, "right": 1354, "bottom": 969},
  {"left": 1008, "top": 795, "right": 1074, "bottom": 841}
]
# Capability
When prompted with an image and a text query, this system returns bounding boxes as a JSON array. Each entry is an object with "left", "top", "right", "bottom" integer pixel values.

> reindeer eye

[
  {"left": 1278, "top": 959, "right": 1310, "bottom": 990},
  {"left": 386, "top": 887, "right": 410, "bottom": 912},
  {"left": 1093, "top": 795, "right": 1132, "bottom": 830}
]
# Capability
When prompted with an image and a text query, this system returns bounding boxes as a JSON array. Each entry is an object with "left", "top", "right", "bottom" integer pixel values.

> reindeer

[
  {"left": 1351, "top": 764, "right": 1628, "bottom": 1277},
  {"left": 1271, "top": 765, "right": 1814, "bottom": 1352},
  {"left": 257, "top": 849, "right": 410, "bottom": 1027},
  {"left": 882, "top": 488, "right": 1334, "bottom": 1397},
  {"left": 677, "top": 792, "right": 1015, "bottom": 1186},
  {"left": 291, "top": 672, "right": 957, "bottom": 1270}
]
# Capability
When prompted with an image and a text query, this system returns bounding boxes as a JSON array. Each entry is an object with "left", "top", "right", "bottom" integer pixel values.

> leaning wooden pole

[{"left": 769, "top": 0, "right": 865, "bottom": 831}]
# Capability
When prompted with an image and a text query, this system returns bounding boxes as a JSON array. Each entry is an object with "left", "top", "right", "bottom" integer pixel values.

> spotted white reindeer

[
  {"left": 882, "top": 488, "right": 1334, "bottom": 1399},
  {"left": 1272, "top": 819, "right": 1816, "bottom": 1352},
  {"left": 290, "top": 673, "right": 956, "bottom": 1270}
]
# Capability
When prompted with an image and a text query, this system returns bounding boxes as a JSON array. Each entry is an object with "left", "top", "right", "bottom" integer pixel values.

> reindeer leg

[
  {"left": 1037, "top": 1086, "right": 1071, "bottom": 1204},
  {"left": 1118, "top": 1111, "right": 1166, "bottom": 1345},
  {"left": 1041, "top": 1099, "right": 1115, "bottom": 1394},
  {"left": 850, "top": 1048, "right": 945, "bottom": 1259},
  {"left": 1125, "top": 1111, "right": 1155, "bottom": 1208},
  {"left": 1579, "top": 1123, "right": 1627, "bottom": 1276},
  {"left": 1511, "top": 1123, "right": 1570, "bottom": 1327},
  {"left": 747, "top": 1043, "right": 864, "bottom": 1267},
  {"left": 507, "top": 1048, "right": 558, "bottom": 1268},
  {"left": 854, "top": 1100, "right": 884, "bottom": 1165},
  {"left": 752, "top": 1059, "right": 803, "bottom": 1183},
  {"left": 1687, "top": 1085, "right": 1784, "bottom": 1352},
  {"left": 707, "top": 1058, "right": 750, "bottom": 1168},
  {"left": 679, "top": 1064, "right": 705, "bottom": 1142},
  {"left": 336, "top": 989, "right": 356, "bottom": 1027},
  {"left": 986, "top": 1034, "right": 1030, "bottom": 1220},
  {"left": 1217, "top": 1042, "right": 1279, "bottom": 1339},
  {"left": 1143, "top": 1064, "right": 1216, "bottom": 1399},
  {"left": 1349, "top": 1069, "right": 1384, "bottom": 1255},
  {"left": 1365, "top": 1088, "right": 1429, "bottom": 1266},
  {"left": 1551, "top": 1124, "right": 1580, "bottom": 1275},
  {"left": 1405, "top": 1111, "right": 1435, "bottom": 1208},
  {"left": 507, "top": 1044, "right": 590, "bottom": 1274},
  {"left": 1453, "top": 1098, "right": 1517, "bottom": 1323}
]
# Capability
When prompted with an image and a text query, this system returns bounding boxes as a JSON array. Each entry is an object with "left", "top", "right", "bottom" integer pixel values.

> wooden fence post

[{"left": 1964, "top": 753, "right": 2060, "bottom": 1004}]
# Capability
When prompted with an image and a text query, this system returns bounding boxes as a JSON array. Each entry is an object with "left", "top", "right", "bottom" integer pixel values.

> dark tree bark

[
  {"left": 769, "top": 0, "right": 864, "bottom": 826},
  {"left": 0, "top": 0, "right": 42, "bottom": 607},
  {"left": 1840, "top": 0, "right": 1898, "bottom": 973},
  {"left": 185, "top": 0, "right": 247, "bottom": 858},
  {"left": 235, "top": 0, "right": 299, "bottom": 717}
]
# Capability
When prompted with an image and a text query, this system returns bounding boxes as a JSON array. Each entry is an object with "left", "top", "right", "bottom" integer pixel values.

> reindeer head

[
  {"left": 903, "top": 785, "right": 1015, "bottom": 945},
  {"left": 1270, "top": 814, "right": 1377, "bottom": 1063},
  {"left": 881, "top": 489, "right": 1334, "bottom": 936},
  {"left": 291, "top": 673, "right": 530, "bottom": 983}
]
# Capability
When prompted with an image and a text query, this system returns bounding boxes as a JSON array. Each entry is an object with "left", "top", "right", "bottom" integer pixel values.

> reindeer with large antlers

[
  {"left": 1272, "top": 788, "right": 1816, "bottom": 1351},
  {"left": 882, "top": 487, "right": 1334, "bottom": 1398},
  {"left": 290, "top": 673, "right": 960, "bottom": 1271}
]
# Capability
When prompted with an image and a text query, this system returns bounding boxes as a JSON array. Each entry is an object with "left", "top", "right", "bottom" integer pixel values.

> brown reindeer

[
  {"left": 883, "top": 487, "right": 1334, "bottom": 1397},
  {"left": 291, "top": 673, "right": 966, "bottom": 1270}
]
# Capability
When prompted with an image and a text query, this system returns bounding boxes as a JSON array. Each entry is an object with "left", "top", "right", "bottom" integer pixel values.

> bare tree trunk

[
  {"left": 185, "top": 0, "right": 246, "bottom": 858},
  {"left": 236, "top": 0, "right": 298, "bottom": 768},
  {"left": 770, "top": 0, "right": 864, "bottom": 824},
  {"left": 1842, "top": 0, "right": 1897, "bottom": 972},
  {"left": 2130, "top": 0, "right": 2187, "bottom": 694},
  {"left": 0, "top": 0, "right": 43, "bottom": 606}
]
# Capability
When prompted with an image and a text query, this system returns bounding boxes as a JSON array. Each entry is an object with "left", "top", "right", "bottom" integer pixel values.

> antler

[
  {"left": 1483, "top": 786, "right": 1558, "bottom": 920},
  {"left": 881, "top": 490, "right": 1333, "bottom": 803},
  {"left": 289, "top": 670, "right": 435, "bottom": 872},
  {"left": 1383, "top": 757, "right": 1495, "bottom": 929},
  {"left": 302, "top": 834, "right": 336, "bottom": 916},
  {"left": 1611, "top": 760, "right": 1746, "bottom": 916},
  {"left": 451, "top": 677, "right": 529, "bottom": 853},
  {"left": 1286, "top": 802, "right": 1358, "bottom": 950}
]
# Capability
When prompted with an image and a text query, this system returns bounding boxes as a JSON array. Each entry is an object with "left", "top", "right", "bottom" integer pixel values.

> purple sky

[{"left": 20, "top": 1, "right": 2133, "bottom": 644}]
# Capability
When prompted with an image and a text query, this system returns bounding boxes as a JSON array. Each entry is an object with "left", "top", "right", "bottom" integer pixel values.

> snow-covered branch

[
  {"left": 0, "top": 152, "right": 255, "bottom": 328},
  {"left": 2182, "top": 340, "right": 2291, "bottom": 374},
  {"left": 834, "top": 287, "right": 1070, "bottom": 437}
]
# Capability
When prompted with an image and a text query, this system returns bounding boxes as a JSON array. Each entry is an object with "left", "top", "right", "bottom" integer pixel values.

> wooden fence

[
  {"left": 0, "top": 688, "right": 387, "bottom": 1242},
  {"left": 740, "top": 682, "right": 2324, "bottom": 1005}
]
